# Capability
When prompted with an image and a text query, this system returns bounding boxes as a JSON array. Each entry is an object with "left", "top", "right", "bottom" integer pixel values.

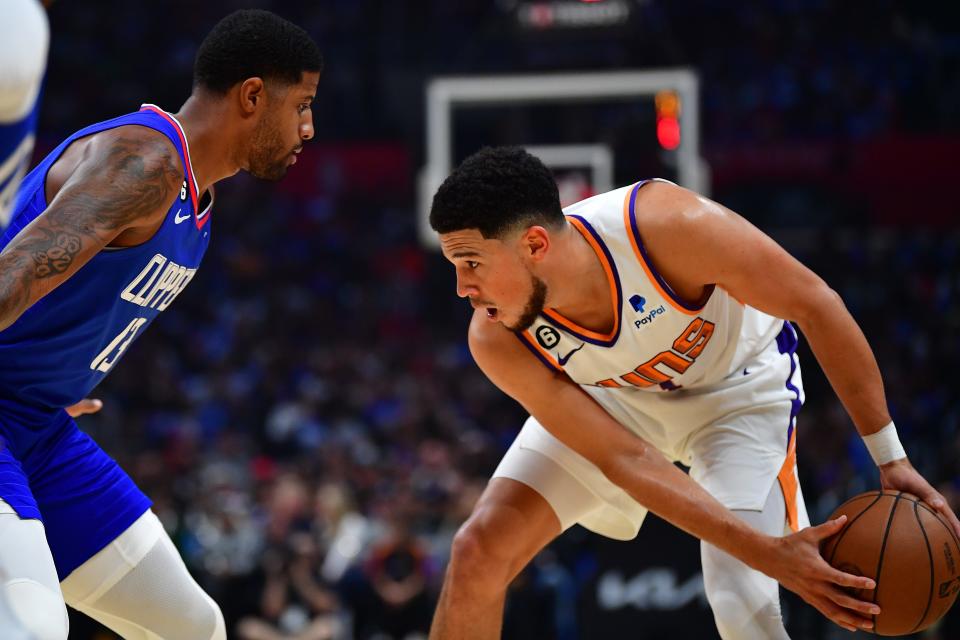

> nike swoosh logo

[
  {"left": 557, "top": 343, "right": 585, "bottom": 366},
  {"left": 173, "top": 208, "right": 191, "bottom": 224}
]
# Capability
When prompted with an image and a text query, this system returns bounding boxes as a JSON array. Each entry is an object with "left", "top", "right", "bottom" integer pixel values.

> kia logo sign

[{"left": 596, "top": 568, "right": 707, "bottom": 611}]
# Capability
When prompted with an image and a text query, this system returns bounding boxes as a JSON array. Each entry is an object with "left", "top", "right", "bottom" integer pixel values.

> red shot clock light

[{"left": 655, "top": 90, "right": 681, "bottom": 150}]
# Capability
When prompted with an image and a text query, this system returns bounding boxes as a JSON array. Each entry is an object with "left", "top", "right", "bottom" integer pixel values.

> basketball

[{"left": 821, "top": 491, "right": 960, "bottom": 636}]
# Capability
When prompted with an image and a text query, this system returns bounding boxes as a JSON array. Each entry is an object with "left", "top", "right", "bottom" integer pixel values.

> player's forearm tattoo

[
  {"left": 0, "top": 252, "right": 32, "bottom": 329},
  {"left": 0, "top": 132, "right": 180, "bottom": 331},
  {"left": 27, "top": 228, "right": 82, "bottom": 277}
]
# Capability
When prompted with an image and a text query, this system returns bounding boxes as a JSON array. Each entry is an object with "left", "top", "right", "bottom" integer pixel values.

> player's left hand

[
  {"left": 65, "top": 398, "right": 103, "bottom": 417},
  {"left": 879, "top": 457, "right": 960, "bottom": 539}
]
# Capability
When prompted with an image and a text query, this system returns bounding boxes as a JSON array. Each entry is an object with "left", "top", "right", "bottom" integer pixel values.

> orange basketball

[{"left": 821, "top": 491, "right": 960, "bottom": 636}]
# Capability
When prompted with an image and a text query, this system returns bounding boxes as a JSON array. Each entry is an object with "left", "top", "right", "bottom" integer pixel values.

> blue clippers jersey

[{"left": 0, "top": 105, "right": 212, "bottom": 409}]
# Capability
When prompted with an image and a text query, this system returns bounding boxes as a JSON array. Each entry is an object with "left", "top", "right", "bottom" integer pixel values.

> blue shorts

[{"left": 0, "top": 398, "right": 151, "bottom": 581}]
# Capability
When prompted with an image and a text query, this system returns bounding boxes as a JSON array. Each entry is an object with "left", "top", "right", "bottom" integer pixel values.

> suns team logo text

[{"left": 596, "top": 317, "right": 716, "bottom": 390}]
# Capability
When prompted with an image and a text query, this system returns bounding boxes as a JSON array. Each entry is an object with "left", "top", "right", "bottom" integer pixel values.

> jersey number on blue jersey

[{"left": 90, "top": 317, "right": 147, "bottom": 373}]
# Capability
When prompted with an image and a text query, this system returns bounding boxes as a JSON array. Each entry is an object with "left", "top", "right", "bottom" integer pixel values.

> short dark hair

[
  {"left": 194, "top": 10, "right": 323, "bottom": 94},
  {"left": 430, "top": 146, "right": 565, "bottom": 239}
]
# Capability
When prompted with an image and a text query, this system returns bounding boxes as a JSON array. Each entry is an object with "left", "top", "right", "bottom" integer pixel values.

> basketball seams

[
  {"left": 915, "top": 501, "right": 960, "bottom": 552},
  {"left": 909, "top": 500, "right": 935, "bottom": 634},
  {"left": 871, "top": 492, "right": 902, "bottom": 632},
  {"left": 827, "top": 492, "right": 886, "bottom": 566},
  {"left": 831, "top": 490, "right": 882, "bottom": 515},
  {"left": 827, "top": 491, "right": 958, "bottom": 635}
]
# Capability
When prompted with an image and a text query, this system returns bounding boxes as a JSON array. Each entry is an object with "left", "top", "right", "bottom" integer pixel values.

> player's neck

[
  {"left": 172, "top": 95, "right": 242, "bottom": 194},
  {"left": 545, "top": 224, "right": 616, "bottom": 333}
]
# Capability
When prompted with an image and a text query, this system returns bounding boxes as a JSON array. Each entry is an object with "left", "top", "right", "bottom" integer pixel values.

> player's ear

[
  {"left": 523, "top": 226, "right": 551, "bottom": 262},
  {"left": 238, "top": 77, "right": 266, "bottom": 115}
]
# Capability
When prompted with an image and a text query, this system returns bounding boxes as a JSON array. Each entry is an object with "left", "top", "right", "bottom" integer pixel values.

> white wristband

[{"left": 862, "top": 421, "right": 907, "bottom": 466}]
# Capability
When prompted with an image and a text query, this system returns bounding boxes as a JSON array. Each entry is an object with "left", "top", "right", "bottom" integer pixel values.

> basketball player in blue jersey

[
  {"left": 428, "top": 147, "right": 960, "bottom": 639},
  {"left": 0, "top": 10, "right": 322, "bottom": 639}
]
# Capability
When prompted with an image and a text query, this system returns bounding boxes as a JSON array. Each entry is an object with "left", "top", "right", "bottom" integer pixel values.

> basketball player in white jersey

[
  {"left": 428, "top": 147, "right": 960, "bottom": 639},
  {"left": 0, "top": 0, "right": 48, "bottom": 231},
  {"left": 0, "top": 2, "right": 48, "bottom": 636}
]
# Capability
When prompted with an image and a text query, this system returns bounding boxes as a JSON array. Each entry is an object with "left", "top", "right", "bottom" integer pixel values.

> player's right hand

[
  {"left": 769, "top": 515, "right": 880, "bottom": 633},
  {"left": 879, "top": 458, "right": 960, "bottom": 540}
]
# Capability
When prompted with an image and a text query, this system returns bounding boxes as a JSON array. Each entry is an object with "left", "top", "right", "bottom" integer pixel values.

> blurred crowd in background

[{"left": 27, "top": 1, "right": 960, "bottom": 638}]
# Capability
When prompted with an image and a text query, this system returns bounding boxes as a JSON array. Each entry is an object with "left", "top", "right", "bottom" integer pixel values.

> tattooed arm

[{"left": 0, "top": 127, "right": 182, "bottom": 332}]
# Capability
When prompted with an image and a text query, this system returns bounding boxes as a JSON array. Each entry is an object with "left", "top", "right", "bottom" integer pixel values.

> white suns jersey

[{"left": 519, "top": 180, "right": 784, "bottom": 447}]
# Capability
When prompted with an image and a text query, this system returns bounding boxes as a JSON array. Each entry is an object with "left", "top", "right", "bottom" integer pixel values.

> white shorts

[{"left": 493, "top": 332, "right": 811, "bottom": 540}]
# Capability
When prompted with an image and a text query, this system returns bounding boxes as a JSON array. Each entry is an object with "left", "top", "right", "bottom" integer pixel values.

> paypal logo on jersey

[{"left": 630, "top": 294, "right": 665, "bottom": 329}]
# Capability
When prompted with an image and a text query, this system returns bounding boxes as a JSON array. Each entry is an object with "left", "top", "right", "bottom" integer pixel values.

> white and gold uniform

[{"left": 494, "top": 180, "right": 810, "bottom": 541}]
